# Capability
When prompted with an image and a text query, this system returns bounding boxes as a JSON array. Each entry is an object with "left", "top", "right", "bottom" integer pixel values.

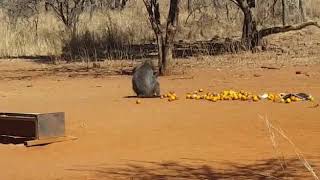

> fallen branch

[
  {"left": 261, "top": 66, "right": 280, "bottom": 70},
  {"left": 170, "top": 76, "right": 194, "bottom": 80},
  {"left": 259, "top": 21, "right": 320, "bottom": 38}
]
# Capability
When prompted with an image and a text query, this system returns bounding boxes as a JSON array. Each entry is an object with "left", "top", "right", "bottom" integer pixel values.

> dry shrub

[
  {"left": 0, "top": 0, "right": 319, "bottom": 58},
  {"left": 62, "top": 8, "right": 155, "bottom": 60},
  {"left": 0, "top": 10, "right": 63, "bottom": 57}
]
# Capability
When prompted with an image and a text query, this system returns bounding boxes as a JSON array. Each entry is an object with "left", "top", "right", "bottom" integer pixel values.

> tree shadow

[
  {"left": 62, "top": 30, "right": 157, "bottom": 61},
  {"left": 61, "top": 30, "right": 245, "bottom": 61},
  {"left": 66, "top": 157, "right": 320, "bottom": 179},
  {"left": 0, "top": 63, "right": 134, "bottom": 80},
  {"left": 1, "top": 33, "right": 245, "bottom": 63},
  {"left": 0, "top": 55, "right": 57, "bottom": 64}
]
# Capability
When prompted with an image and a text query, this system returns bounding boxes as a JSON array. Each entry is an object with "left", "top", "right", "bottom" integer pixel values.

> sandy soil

[{"left": 0, "top": 27, "right": 320, "bottom": 180}]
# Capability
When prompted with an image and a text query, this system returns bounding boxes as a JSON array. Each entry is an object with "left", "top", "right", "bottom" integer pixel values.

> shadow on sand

[
  {"left": 0, "top": 55, "right": 57, "bottom": 64},
  {"left": 66, "top": 157, "right": 320, "bottom": 179},
  {"left": 123, "top": 96, "right": 161, "bottom": 99},
  {"left": 0, "top": 135, "right": 32, "bottom": 145}
]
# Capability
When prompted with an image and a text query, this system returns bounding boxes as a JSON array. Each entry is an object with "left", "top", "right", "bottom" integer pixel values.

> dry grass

[
  {"left": 259, "top": 114, "right": 320, "bottom": 180},
  {"left": 0, "top": 0, "right": 319, "bottom": 58},
  {"left": 0, "top": 10, "right": 63, "bottom": 57},
  {"left": 0, "top": 20, "right": 319, "bottom": 78}
]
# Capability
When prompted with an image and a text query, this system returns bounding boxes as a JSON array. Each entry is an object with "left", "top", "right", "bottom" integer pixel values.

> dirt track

[{"left": 0, "top": 27, "right": 320, "bottom": 179}]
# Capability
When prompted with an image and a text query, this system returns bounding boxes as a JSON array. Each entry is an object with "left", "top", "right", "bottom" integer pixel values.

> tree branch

[
  {"left": 259, "top": 21, "right": 320, "bottom": 38},
  {"left": 229, "top": 0, "right": 240, "bottom": 7},
  {"left": 142, "top": 0, "right": 162, "bottom": 35}
]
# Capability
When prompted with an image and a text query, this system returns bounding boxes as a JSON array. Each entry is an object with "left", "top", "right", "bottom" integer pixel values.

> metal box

[{"left": 0, "top": 112, "right": 75, "bottom": 146}]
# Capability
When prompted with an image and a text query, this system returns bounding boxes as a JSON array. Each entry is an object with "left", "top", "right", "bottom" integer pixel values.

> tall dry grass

[
  {"left": 0, "top": 0, "right": 319, "bottom": 58},
  {"left": 0, "top": 10, "right": 63, "bottom": 57}
]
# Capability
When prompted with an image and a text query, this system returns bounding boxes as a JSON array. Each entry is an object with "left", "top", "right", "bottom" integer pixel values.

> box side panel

[
  {"left": 0, "top": 118, "right": 36, "bottom": 138},
  {"left": 36, "top": 112, "right": 65, "bottom": 139}
]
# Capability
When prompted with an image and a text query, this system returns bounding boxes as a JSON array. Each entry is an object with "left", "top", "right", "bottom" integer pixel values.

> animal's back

[{"left": 132, "top": 62, "right": 156, "bottom": 96}]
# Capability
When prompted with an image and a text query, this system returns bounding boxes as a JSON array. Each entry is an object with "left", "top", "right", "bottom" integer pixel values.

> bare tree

[
  {"left": 143, "top": 0, "right": 181, "bottom": 76},
  {"left": 45, "top": 0, "right": 92, "bottom": 37},
  {"left": 112, "top": 0, "right": 129, "bottom": 9},
  {"left": 120, "top": 0, "right": 129, "bottom": 9},
  {"left": 89, "top": 0, "right": 113, "bottom": 9},
  {"left": 114, "top": 0, "right": 120, "bottom": 8},
  {"left": 231, "top": 0, "right": 319, "bottom": 50},
  {"left": 187, "top": 0, "right": 192, "bottom": 13},
  {"left": 1, "top": 0, "right": 41, "bottom": 35},
  {"left": 298, "top": 0, "right": 306, "bottom": 22},
  {"left": 281, "top": 0, "right": 286, "bottom": 26},
  {"left": 230, "top": 0, "right": 257, "bottom": 49}
]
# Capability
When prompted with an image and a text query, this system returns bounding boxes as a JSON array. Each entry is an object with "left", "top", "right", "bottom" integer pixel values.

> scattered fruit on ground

[
  {"left": 161, "top": 91, "right": 179, "bottom": 102},
  {"left": 309, "top": 96, "right": 315, "bottom": 101},
  {"left": 286, "top": 98, "right": 291, "bottom": 103},
  {"left": 159, "top": 89, "right": 314, "bottom": 104}
]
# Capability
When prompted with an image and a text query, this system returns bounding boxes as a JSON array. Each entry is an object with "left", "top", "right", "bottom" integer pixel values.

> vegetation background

[{"left": 0, "top": 0, "right": 319, "bottom": 59}]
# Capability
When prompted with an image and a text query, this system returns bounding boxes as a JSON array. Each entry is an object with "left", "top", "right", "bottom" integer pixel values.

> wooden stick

[
  {"left": 261, "top": 66, "right": 280, "bottom": 70},
  {"left": 25, "top": 136, "right": 77, "bottom": 147},
  {"left": 170, "top": 76, "right": 194, "bottom": 80}
]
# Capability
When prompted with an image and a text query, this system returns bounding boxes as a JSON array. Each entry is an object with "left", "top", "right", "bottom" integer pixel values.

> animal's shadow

[{"left": 123, "top": 95, "right": 161, "bottom": 99}]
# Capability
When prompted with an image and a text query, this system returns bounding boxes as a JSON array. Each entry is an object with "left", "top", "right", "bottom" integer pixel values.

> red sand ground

[{"left": 0, "top": 28, "right": 320, "bottom": 179}]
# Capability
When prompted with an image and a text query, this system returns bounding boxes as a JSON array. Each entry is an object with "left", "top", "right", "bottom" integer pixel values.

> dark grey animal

[{"left": 132, "top": 60, "right": 160, "bottom": 98}]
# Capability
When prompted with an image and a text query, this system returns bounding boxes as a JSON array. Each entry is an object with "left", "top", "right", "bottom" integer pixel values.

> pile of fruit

[
  {"left": 161, "top": 92, "right": 179, "bottom": 102},
  {"left": 165, "top": 89, "right": 314, "bottom": 103},
  {"left": 185, "top": 89, "right": 261, "bottom": 102},
  {"left": 136, "top": 89, "right": 314, "bottom": 104}
]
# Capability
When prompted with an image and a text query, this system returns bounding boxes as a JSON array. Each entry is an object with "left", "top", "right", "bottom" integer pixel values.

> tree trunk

[
  {"left": 143, "top": 0, "right": 180, "bottom": 76},
  {"left": 187, "top": 0, "right": 192, "bottom": 13},
  {"left": 298, "top": 0, "right": 306, "bottom": 22},
  {"left": 238, "top": 0, "right": 258, "bottom": 50},
  {"left": 160, "top": 43, "right": 172, "bottom": 75},
  {"left": 225, "top": 2, "right": 230, "bottom": 21},
  {"left": 281, "top": 0, "right": 286, "bottom": 26},
  {"left": 155, "top": 34, "right": 164, "bottom": 75},
  {"left": 271, "top": 0, "right": 278, "bottom": 26},
  {"left": 247, "top": 0, "right": 255, "bottom": 8},
  {"left": 114, "top": 0, "right": 120, "bottom": 9},
  {"left": 121, "top": 0, "right": 129, "bottom": 9},
  {"left": 233, "top": 0, "right": 319, "bottom": 51},
  {"left": 160, "top": 0, "right": 180, "bottom": 75}
]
